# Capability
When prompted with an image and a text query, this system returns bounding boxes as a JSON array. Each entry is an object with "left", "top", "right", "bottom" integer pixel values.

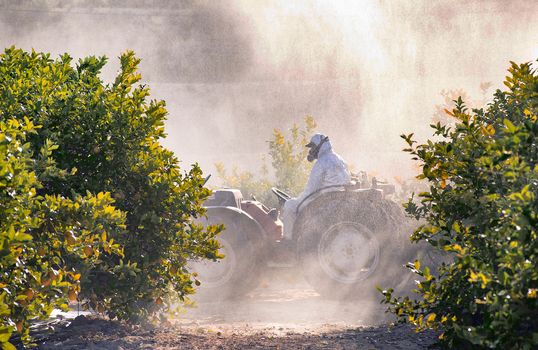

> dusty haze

[
  {"left": 2, "top": 0, "right": 538, "bottom": 332},
  {"left": 1, "top": 0, "right": 537, "bottom": 182}
]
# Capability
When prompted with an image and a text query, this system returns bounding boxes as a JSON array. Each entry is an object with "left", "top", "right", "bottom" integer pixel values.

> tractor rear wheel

[{"left": 296, "top": 191, "right": 408, "bottom": 300}]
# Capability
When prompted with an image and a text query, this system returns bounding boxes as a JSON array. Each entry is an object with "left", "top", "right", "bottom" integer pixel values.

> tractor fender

[
  {"left": 204, "top": 206, "right": 266, "bottom": 242},
  {"left": 292, "top": 189, "right": 384, "bottom": 238}
]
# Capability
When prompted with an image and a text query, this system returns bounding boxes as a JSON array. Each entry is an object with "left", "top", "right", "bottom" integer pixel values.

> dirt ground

[
  {"left": 29, "top": 317, "right": 438, "bottom": 350},
  {"left": 25, "top": 273, "right": 438, "bottom": 349}
]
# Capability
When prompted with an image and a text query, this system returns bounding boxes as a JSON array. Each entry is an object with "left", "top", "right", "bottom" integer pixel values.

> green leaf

[
  {"left": 1, "top": 342, "right": 16, "bottom": 350},
  {"left": 503, "top": 118, "right": 517, "bottom": 133},
  {"left": 0, "top": 327, "right": 12, "bottom": 343}
]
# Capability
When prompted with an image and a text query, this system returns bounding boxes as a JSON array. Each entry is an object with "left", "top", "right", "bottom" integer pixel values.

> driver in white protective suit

[{"left": 281, "top": 133, "right": 351, "bottom": 240}]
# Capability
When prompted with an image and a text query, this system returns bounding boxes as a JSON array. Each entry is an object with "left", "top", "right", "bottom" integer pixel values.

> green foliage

[
  {"left": 431, "top": 83, "right": 492, "bottom": 127},
  {"left": 268, "top": 115, "right": 317, "bottom": 196},
  {"left": 382, "top": 61, "right": 538, "bottom": 349},
  {"left": 216, "top": 116, "right": 317, "bottom": 205},
  {"left": 214, "top": 163, "right": 273, "bottom": 205},
  {"left": 0, "top": 118, "right": 124, "bottom": 347},
  {"left": 0, "top": 47, "right": 220, "bottom": 332}
]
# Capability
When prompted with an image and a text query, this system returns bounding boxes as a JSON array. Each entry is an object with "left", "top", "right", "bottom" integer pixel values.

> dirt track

[
  {"left": 32, "top": 317, "right": 438, "bottom": 349},
  {"left": 30, "top": 273, "right": 438, "bottom": 349}
]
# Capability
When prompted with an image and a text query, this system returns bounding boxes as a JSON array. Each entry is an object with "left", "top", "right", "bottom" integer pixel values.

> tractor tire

[
  {"left": 190, "top": 212, "right": 263, "bottom": 301},
  {"left": 295, "top": 190, "right": 410, "bottom": 300}
]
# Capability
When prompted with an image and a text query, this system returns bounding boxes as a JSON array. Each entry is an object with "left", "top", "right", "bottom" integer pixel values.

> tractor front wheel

[{"left": 189, "top": 213, "right": 262, "bottom": 300}]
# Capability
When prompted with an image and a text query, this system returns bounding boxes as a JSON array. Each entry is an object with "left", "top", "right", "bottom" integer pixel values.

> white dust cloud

[{"left": 1, "top": 1, "right": 537, "bottom": 181}]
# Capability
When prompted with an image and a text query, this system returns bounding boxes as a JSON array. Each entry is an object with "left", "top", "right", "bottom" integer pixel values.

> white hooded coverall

[{"left": 281, "top": 134, "right": 351, "bottom": 239}]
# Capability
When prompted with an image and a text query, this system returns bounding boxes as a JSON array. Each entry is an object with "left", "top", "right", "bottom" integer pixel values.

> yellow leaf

[
  {"left": 2, "top": 341, "right": 17, "bottom": 350},
  {"left": 480, "top": 125, "right": 495, "bottom": 136},
  {"left": 479, "top": 273, "right": 489, "bottom": 288},
  {"left": 65, "top": 231, "right": 76, "bottom": 245},
  {"left": 68, "top": 289, "right": 78, "bottom": 302},
  {"left": 469, "top": 270, "right": 478, "bottom": 282},
  {"left": 24, "top": 289, "right": 34, "bottom": 301},
  {"left": 104, "top": 206, "right": 115, "bottom": 214},
  {"left": 83, "top": 246, "right": 94, "bottom": 257},
  {"left": 42, "top": 277, "right": 51, "bottom": 287},
  {"left": 443, "top": 108, "right": 454, "bottom": 117},
  {"left": 446, "top": 244, "right": 463, "bottom": 253}
]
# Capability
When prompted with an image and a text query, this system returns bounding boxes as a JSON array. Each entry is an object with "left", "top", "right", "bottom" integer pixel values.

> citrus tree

[
  {"left": 0, "top": 47, "right": 220, "bottom": 326},
  {"left": 0, "top": 118, "right": 124, "bottom": 348},
  {"left": 381, "top": 60, "right": 538, "bottom": 349},
  {"left": 214, "top": 162, "right": 273, "bottom": 204},
  {"left": 216, "top": 115, "right": 317, "bottom": 206},
  {"left": 268, "top": 115, "right": 317, "bottom": 196}
]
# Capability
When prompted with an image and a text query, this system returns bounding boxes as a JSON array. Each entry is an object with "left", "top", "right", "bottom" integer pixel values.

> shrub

[
  {"left": 0, "top": 118, "right": 124, "bottom": 348},
  {"left": 268, "top": 115, "right": 317, "bottom": 196},
  {"left": 0, "top": 47, "right": 220, "bottom": 324},
  {"left": 381, "top": 60, "right": 538, "bottom": 349},
  {"left": 214, "top": 162, "right": 273, "bottom": 204}
]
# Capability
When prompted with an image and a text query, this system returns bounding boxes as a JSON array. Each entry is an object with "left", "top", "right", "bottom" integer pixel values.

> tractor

[{"left": 190, "top": 174, "right": 411, "bottom": 300}]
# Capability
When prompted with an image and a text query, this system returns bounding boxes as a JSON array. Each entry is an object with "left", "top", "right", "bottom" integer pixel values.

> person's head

[{"left": 305, "top": 133, "right": 330, "bottom": 162}]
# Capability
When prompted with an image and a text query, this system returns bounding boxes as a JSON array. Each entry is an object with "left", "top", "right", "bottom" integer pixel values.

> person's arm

[{"left": 296, "top": 160, "right": 325, "bottom": 204}]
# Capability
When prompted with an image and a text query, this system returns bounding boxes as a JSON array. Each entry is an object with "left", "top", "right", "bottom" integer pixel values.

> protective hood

[{"left": 306, "top": 133, "right": 332, "bottom": 162}]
